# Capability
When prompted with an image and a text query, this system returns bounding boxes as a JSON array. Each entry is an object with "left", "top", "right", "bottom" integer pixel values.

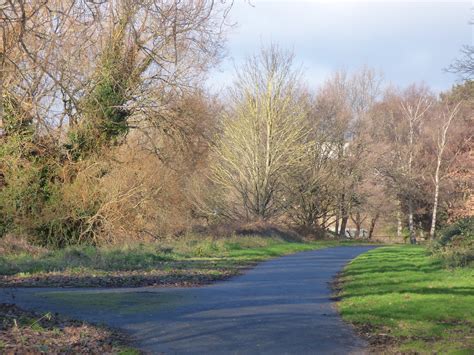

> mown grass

[
  {"left": 338, "top": 246, "right": 474, "bottom": 354},
  {"left": 0, "top": 234, "right": 365, "bottom": 286}
]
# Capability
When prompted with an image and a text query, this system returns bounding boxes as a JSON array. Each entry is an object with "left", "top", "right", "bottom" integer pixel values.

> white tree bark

[
  {"left": 400, "top": 94, "right": 432, "bottom": 244},
  {"left": 429, "top": 103, "right": 460, "bottom": 239},
  {"left": 397, "top": 209, "right": 402, "bottom": 238},
  {"left": 408, "top": 198, "right": 416, "bottom": 244}
]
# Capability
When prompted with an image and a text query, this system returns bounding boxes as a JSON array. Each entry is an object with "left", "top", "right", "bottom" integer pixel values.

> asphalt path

[{"left": 0, "top": 245, "right": 375, "bottom": 354}]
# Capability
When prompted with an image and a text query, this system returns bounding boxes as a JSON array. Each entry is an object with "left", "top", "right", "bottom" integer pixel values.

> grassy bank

[
  {"left": 338, "top": 246, "right": 474, "bottom": 353},
  {"left": 0, "top": 303, "right": 138, "bottom": 354},
  {"left": 0, "top": 235, "right": 362, "bottom": 287}
]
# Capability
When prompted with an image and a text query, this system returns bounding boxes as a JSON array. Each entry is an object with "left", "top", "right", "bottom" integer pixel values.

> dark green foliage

[
  {"left": 0, "top": 137, "right": 50, "bottom": 237},
  {"left": 2, "top": 93, "right": 34, "bottom": 136},
  {"left": 431, "top": 217, "right": 474, "bottom": 267},
  {"left": 438, "top": 217, "right": 473, "bottom": 246},
  {"left": 0, "top": 133, "right": 103, "bottom": 247},
  {"left": 32, "top": 209, "right": 101, "bottom": 248},
  {"left": 92, "top": 73, "right": 130, "bottom": 138},
  {"left": 66, "top": 22, "right": 138, "bottom": 160},
  {"left": 1, "top": 21, "right": 139, "bottom": 247},
  {"left": 0, "top": 95, "right": 37, "bottom": 237},
  {"left": 440, "top": 80, "right": 474, "bottom": 105},
  {"left": 0, "top": 212, "right": 12, "bottom": 238}
]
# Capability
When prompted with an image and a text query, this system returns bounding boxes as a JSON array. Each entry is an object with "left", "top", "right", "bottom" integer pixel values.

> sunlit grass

[
  {"left": 339, "top": 246, "right": 474, "bottom": 353},
  {"left": 0, "top": 235, "right": 366, "bottom": 278}
]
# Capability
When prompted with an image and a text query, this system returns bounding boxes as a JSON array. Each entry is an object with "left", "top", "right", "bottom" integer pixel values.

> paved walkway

[{"left": 0, "top": 246, "right": 374, "bottom": 354}]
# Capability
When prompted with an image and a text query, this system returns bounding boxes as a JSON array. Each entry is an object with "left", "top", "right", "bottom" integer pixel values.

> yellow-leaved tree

[{"left": 210, "top": 46, "right": 310, "bottom": 221}]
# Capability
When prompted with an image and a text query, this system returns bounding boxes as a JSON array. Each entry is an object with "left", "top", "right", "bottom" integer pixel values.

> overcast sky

[{"left": 206, "top": 1, "right": 472, "bottom": 93}]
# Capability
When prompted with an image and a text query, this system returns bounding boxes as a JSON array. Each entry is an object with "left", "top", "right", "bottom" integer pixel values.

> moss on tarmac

[{"left": 38, "top": 290, "right": 187, "bottom": 315}]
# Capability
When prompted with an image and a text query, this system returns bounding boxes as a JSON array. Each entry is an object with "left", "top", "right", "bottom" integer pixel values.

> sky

[{"left": 206, "top": 1, "right": 473, "bottom": 94}]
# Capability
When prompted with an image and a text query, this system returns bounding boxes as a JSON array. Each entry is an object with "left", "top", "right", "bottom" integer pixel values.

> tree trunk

[
  {"left": 335, "top": 210, "right": 340, "bottom": 235},
  {"left": 430, "top": 161, "right": 441, "bottom": 240},
  {"left": 339, "top": 194, "right": 348, "bottom": 237},
  {"left": 355, "top": 211, "right": 361, "bottom": 238},
  {"left": 368, "top": 213, "right": 379, "bottom": 239},
  {"left": 408, "top": 198, "right": 416, "bottom": 244},
  {"left": 339, "top": 216, "right": 348, "bottom": 238},
  {"left": 429, "top": 104, "right": 459, "bottom": 239},
  {"left": 321, "top": 211, "right": 327, "bottom": 230},
  {"left": 397, "top": 206, "right": 402, "bottom": 239}
]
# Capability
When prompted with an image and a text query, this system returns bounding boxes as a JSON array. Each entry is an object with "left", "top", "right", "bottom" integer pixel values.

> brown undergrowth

[{"left": 0, "top": 303, "right": 138, "bottom": 354}]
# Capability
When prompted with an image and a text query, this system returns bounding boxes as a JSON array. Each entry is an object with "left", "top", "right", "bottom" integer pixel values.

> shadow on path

[{"left": 0, "top": 246, "right": 375, "bottom": 354}]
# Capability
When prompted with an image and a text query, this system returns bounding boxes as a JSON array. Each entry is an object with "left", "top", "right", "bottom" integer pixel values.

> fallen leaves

[{"left": 0, "top": 303, "right": 134, "bottom": 354}]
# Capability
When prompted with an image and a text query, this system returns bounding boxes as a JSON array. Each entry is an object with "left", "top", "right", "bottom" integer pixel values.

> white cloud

[{"left": 207, "top": 1, "right": 471, "bottom": 93}]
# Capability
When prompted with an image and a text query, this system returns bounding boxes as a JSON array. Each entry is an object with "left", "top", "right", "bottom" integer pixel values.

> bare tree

[
  {"left": 0, "top": 0, "right": 233, "bottom": 245},
  {"left": 446, "top": 45, "right": 474, "bottom": 80},
  {"left": 0, "top": 0, "right": 231, "bottom": 140},
  {"left": 429, "top": 102, "right": 461, "bottom": 239},
  {"left": 210, "top": 46, "right": 310, "bottom": 220},
  {"left": 400, "top": 91, "right": 432, "bottom": 244},
  {"left": 289, "top": 120, "right": 339, "bottom": 228},
  {"left": 319, "top": 68, "right": 382, "bottom": 237},
  {"left": 372, "top": 85, "right": 435, "bottom": 243}
]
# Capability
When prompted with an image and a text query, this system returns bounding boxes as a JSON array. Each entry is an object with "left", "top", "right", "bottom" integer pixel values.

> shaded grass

[
  {"left": 338, "top": 246, "right": 474, "bottom": 354},
  {"left": 0, "top": 235, "right": 367, "bottom": 287}
]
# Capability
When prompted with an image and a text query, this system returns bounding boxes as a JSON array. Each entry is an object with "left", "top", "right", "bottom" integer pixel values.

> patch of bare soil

[
  {"left": 0, "top": 303, "right": 136, "bottom": 354},
  {"left": 355, "top": 323, "right": 402, "bottom": 354}
]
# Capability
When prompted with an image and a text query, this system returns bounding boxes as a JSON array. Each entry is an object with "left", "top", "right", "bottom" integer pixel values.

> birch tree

[
  {"left": 210, "top": 46, "right": 310, "bottom": 220},
  {"left": 400, "top": 91, "right": 432, "bottom": 244},
  {"left": 429, "top": 102, "right": 461, "bottom": 239},
  {"left": 374, "top": 86, "right": 434, "bottom": 244}
]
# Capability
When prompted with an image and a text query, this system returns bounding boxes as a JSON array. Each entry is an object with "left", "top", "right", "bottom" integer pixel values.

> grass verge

[
  {"left": 0, "top": 235, "right": 366, "bottom": 287},
  {"left": 337, "top": 246, "right": 474, "bottom": 354},
  {"left": 0, "top": 303, "right": 139, "bottom": 354}
]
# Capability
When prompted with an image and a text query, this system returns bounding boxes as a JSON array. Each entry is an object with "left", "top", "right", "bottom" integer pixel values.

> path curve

[{"left": 0, "top": 246, "right": 374, "bottom": 354}]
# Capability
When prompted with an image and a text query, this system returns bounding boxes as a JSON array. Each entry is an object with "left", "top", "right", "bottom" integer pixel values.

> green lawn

[
  {"left": 338, "top": 246, "right": 474, "bottom": 354},
  {"left": 0, "top": 235, "right": 363, "bottom": 287}
]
